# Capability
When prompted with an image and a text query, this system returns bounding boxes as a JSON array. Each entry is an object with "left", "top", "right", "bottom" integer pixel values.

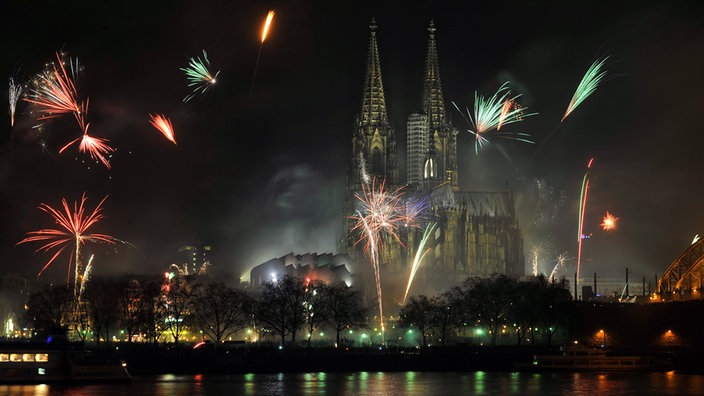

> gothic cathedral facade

[{"left": 343, "top": 19, "right": 524, "bottom": 315}]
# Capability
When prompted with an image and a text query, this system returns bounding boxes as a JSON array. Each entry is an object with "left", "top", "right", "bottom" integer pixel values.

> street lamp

[{"left": 598, "top": 329, "right": 605, "bottom": 347}]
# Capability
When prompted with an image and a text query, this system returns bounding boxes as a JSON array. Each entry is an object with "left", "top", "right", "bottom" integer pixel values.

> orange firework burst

[
  {"left": 17, "top": 193, "right": 115, "bottom": 296},
  {"left": 149, "top": 113, "right": 176, "bottom": 145},
  {"left": 601, "top": 211, "right": 619, "bottom": 231},
  {"left": 60, "top": 120, "right": 115, "bottom": 169}
]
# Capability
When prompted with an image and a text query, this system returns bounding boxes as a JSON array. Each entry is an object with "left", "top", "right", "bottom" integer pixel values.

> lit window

[
  {"left": 35, "top": 354, "right": 49, "bottom": 362},
  {"left": 22, "top": 354, "right": 35, "bottom": 362},
  {"left": 10, "top": 354, "right": 22, "bottom": 362},
  {"left": 0, "top": 354, "right": 9, "bottom": 362},
  {"left": 38, "top": 368, "right": 45, "bottom": 375}
]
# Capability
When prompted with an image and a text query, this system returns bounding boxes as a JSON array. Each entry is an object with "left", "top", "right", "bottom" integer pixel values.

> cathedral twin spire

[{"left": 353, "top": 18, "right": 457, "bottom": 191}]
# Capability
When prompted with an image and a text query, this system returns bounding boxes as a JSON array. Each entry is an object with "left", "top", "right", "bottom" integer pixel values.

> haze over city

[{"left": 2, "top": 1, "right": 703, "bottom": 287}]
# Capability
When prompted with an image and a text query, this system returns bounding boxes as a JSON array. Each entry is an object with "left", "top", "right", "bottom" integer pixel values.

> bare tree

[
  {"left": 24, "top": 284, "right": 72, "bottom": 339},
  {"left": 193, "top": 282, "right": 249, "bottom": 346},
  {"left": 399, "top": 295, "right": 434, "bottom": 347},
  {"left": 84, "top": 278, "right": 122, "bottom": 347},
  {"left": 458, "top": 274, "right": 515, "bottom": 346},
  {"left": 118, "top": 279, "right": 144, "bottom": 343},
  {"left": 257, "top": 275, "right": 306, "bottom": 347},
  {"left": 163, "top": 277, "right": 198, "bottom": 346},
  {"left": 324, "top": 282, "right": 367, "bottom": 347},
  {"left": 304, "top": 280, "right": 329, "bottom": 348},
  {"left": 139, "top": 281, "right": 168, "bottom": 346}
]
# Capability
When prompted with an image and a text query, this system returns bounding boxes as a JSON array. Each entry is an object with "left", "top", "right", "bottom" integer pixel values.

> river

[{"left": 2, "top": 371, "right": 704, "bottom": 395}]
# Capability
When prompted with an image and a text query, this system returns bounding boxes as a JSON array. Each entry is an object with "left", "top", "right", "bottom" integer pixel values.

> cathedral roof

[{"left": 430, "top": 183, "right": 515, "bottom": 217}]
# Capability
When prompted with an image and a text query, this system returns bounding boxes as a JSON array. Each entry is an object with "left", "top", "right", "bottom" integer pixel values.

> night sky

[{"left": 1, "top": 1, "right": 703, "bottom": 286}]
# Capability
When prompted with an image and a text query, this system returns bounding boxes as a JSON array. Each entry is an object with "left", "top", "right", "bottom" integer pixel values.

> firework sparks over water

[
  {"left": 452, "top": 81, "right": 536, "bottom": 154},
  {"left": 402, "top": 221, "right": 437, "bottom": 304},
  {"left": 562, "top": 56, "right": 609, "bottom": 122},
  {"left": 9, "top": 77, "right": 22, "bottom": 127},
  {"left": 149, "top": 113, "right": 176, "bottom": 145},
  {"left": 600, "top": 211, "right": 619, "bottom": 231},
  {"left": 181, "top": 49, "right": 220, "bottom": 103},
  {"left": 17, "top": 193, "right": 116, "bottom": 298}
]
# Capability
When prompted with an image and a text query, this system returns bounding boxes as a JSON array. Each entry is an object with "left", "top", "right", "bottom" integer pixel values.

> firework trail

[
  {"left": 576, "top": 158, "right": 594, "bottom": 296},
  {"left": 531, "top": 56, "right": 609, "bottom": 159},
  {"left": 181, "top": 49, "right": 220, "bottom": 103},
  {"left": 402, "top": 221, "right": 437, "bottom": 304},
  {"left": 78, "top": 254, "right": 94, "bottom": 299},
  {"left": 17, "top": 193, "right": 116, "bottom": 298},
  {"left": 452, "top": 81, "right": 536, "bottom": 154},
  {"left": 149, "top": 113, "right": 177, "bottom": 145},
  {"left": 562, "top": 56, "right": 609, "bottom": 122},
  {"left": 349, "top": 177, "right": 410, "bottom": 342},
  {"left": 530, "top": 244, "right": 545, "bottom": 277},
  {"left": 9, "top": 77, "right": 22, "bottom": 127},
  {"left": 357, "top": 152, "right": 371, "bottom": 185},
  {"left": 600, "top": 211, "right": 618, "bottom": 231},
  {"left": 549, "top": 253, "right": 570, "bottom": 283},
  {"left": 247, "top": 9, "right": 275, "bottom": 110}
]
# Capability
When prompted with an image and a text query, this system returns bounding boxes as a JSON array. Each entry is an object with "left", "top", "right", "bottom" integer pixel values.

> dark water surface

[{"left": 2, "top": 371, "right": 704, "bottom": 395}]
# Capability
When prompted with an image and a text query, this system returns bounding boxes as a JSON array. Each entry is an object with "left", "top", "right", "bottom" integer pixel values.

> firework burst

[
  {"left": 452, "top": 81, "right": 536, "bottom": 154},
  {"left": 59, "top": 103, "right": 114, "bottom": 169},
  {"left": 562, "top": 56, "right": 609, "bottom": 122},
  {"left": 350, "top": 177, "right": 409, "bottom": 250},
  {"left": 17, "top": 193, "right": 116, "bottom": 297},
  {"left": 149, "top": 113, "right": 176, "bottom": 145},
  {"left": 9, "top": 77, "right": 22, "bottom": 127},
  {"left": 181, "top": 49, "right": 220, "bottom": 103},
  {"left": 24, "top": 52, "right": 84, "bottom": 126},
  {"left": 349, "top": 177, "right": 410, "bottom": 341},
  {"left": 600, "top": 211, "right": 619, "bottom": 231},
  {"left": 549, "top": 253, "right": 570, "bottom": 283}
]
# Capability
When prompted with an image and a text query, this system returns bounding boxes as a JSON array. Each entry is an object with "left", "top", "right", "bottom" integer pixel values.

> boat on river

[
  {"left": 516, "top": 345, "right": 673, "bottom": 372},
  {"left": 0, "top": 342, "right": 131, "bottom": 383}
]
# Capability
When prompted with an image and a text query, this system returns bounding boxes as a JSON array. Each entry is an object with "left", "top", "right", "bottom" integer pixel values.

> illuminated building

[
  {"left": 249, "top": 253, "right": 353, "bottom": 289},
  {"left": 343, "top": 19, "right": 525, "bottom": 313},
  {"left": 172, "top": 245, "right": 213, "bottom": 276}
]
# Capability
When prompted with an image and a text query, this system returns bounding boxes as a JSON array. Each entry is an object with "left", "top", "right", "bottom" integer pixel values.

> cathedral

[{"left": 342, "top": 19, "right": 525, "bottom": 315}]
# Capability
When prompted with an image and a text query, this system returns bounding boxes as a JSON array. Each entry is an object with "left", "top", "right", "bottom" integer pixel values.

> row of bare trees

[
  {"left": 399, "top": 274, "right": 572, "bottom": 347},
  {"left": 23, "top": 274, "right": 368, "bottom": 348}
]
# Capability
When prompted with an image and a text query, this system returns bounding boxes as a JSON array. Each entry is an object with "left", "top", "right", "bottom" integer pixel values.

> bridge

[{"left": 655, "top": 237, "right": 704, "bottom": 301}]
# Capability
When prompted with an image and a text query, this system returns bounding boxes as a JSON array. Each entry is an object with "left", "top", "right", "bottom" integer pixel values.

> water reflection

[{"left": 1, "top": 371, "right": 703, "bottom": 395}]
